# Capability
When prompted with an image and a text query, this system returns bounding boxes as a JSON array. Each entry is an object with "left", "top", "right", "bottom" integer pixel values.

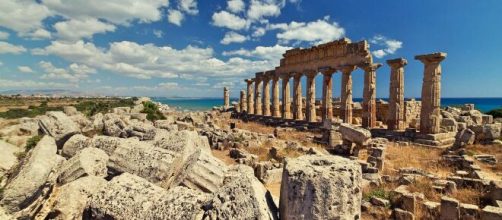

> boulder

[
  {"left": 471, "top": 123, "right": 501, "bottom": 143},
  {"left": 90, "top": 135, "right": 124, "bottom": 155},
  {"left": 38, "top": 111, "right": 80, "bottom": 147},
  {"left": 102, "top": 113, "right": 127, "bottom": 137},
  {"left": 90, "top": 113, "right": 104, "bottom": 131},
  {"left": 0, "top": 140, "right": 21, "bottom": 171},
  {"left": 61, "top": 134, "right": 91, "bottom": 158},
  {"left": 37, "top": 176, "right": 107, "bottom": 220},
  {"left": 63, "top": 106, "right": 78, "bottom": 116},
  {"left": 441, "top": 118, "right": 458, "bottom": 133},
  {"left": 57, "top": 147, "right": 108, "bottom": 185},
  {"left": 338, "top": 123, "right": 372, "bottom": 145},
  {"left": 206, "top": 165, "right": 278, "bottom": 219},
  {"left": 18, "top": 117, "right": 40, "bottom": 136},
  {"left": 280, "top": 155, "right": 362, "bottom": 220},
  {"left": 182, "top": 151, "right": 228, "bottom": 193},
  {"left": 112, "top": 107, "right": 130, "bottom": 114},
  {"left": 86, "top": 173, "right": 208, "bottom": 219},
  {"left": 0, "top": 136, "right": 58, "bottom": 213},
  {"left": 454, "top": 129, "right": 475, "bottom": 148},
  {"left": 124, "top": 123, "right": 156, "bottom": 140}
]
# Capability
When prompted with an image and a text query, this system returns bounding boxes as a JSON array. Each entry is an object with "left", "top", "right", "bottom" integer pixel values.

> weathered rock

[
  {"left": 471, "top": 123, "right": 502, "bottom": 143},
  {"left": 280, "top": 155, "right": 362, "bottom": 220},
  {"left": 112, "top": 107, "right": 131, "bottom": 114},
  {"left": 61, "top": 134, "right": 91, "bottom": 158},
  {"left": 0, "top": 140, "right": 21, "bottom": 171},
  {"left": 440, "top": 196, "right": 460, "bottom": 220},
  {"left": 38, "top": 176, "right": 107, "bottom": 220},
  {"left": 0, "top": 207, "right": 14, "bottom": 220},
  {"left": 90, "top": 135, "right": 124, "bottom": 155},
  {"left": 182, "top": 151, "right": 228, "bottom": 193},
  {"left": 0, "top": 136, "right": 58, "bottom": 213},
  {"left": 38, "top": 111, "right": 80, "bottom": 147},
  {"left": 371, "top": 196, "right": 390, "bottom": 207},
  {"left": 86, "top": 173, "right": 208, "bottom": 219},
  {"left": 454, "top": 128, "right": 475, "bottom": 148},
  {"left": 339, "top": 123, "right": 372, "bottom": 145},
  {"left": 440, "top": 118, "right": 458, "bottom": 132},
  {"left": 102, "top": 113, "right": 127, "bottom": 137},
  {"left": 90, "top": 113, "right": 104, "bottom": 131},
  {"left": 57, "top": 147, "right": 108, "bottom": 185},
  {"left": 394, "top": 208, "right": 415, "bottom": 220},
  {"left": 63, "top": 106, "right": 78, "bottom": 116},
  {"left": 207, "top": 165, "right": 278, "bottom": 219},
  {"left": 124, "top": 123, "right": 156, "bottom": 140}
]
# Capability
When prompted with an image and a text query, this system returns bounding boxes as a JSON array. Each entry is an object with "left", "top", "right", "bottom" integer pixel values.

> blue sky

[{"left": 0, "top": 0, "right": 501, "bottom": 98}]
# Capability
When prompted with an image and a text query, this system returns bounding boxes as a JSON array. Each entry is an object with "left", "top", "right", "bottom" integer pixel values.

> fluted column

[
  {"left": 321, "top": 68, "right": 336, "bottom": 123},
  {"left": 387, "top": 58, "right": 408, "bottom": 131},
  {"left": 223, "top": 87, "right": 230, "bottom": 109},
  {"left": 341, "top": 65, "right": 356, "bottom": 124},
  {"left": 239, "top": 90, "right": 247, "bottom": 113},
  {"left": 281, "top": 73, "right": 292, "bottom": 119},
  {"left": 245, "top": 79, "right": 254, "bottom": 114},
  {"left": 361, "top": 63, "right": 382, "bottom": 128},
  {"left": 262, "top": 73, "right": 271, "bottom": 116},
  {"left": 292, "top": 72, "right": 303, "bottom": 121},
  {"left": 254, "top": 73, "right": 263, "bottom": 115},
  {"left": 272, "top": 74, "right": 281, "bottom": 118},
  {"left": 305, "top": 71, "right": 318, "bottom": 123},
  {"left": 416, "top": 52, "right": 447, "bottom": 134}
]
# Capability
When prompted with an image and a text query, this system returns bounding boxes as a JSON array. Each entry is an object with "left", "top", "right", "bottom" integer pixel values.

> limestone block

[
  {"left": 460, "top": 203, "right": 479, "bottom": 219},
  {"left": 182, "top": 151, "right": 228, "bottom": 193},
  {"left": 440, "top": 197, "right": 460, "bottom": 220},
  {"left": 57, "top": 147, "right": 108, "bottom": 185},
  {"left": 112, "top": 107, "right": 131, "bottom": 114},
  {"left": 483, "top": 114, "right": 494, "bottom": 124},
  {"left": 338, "top": 123, "right": 372, "bottom": 145},
  {"left": 481, "top": 206, "right": 502, "bottom": 220},
  {"left": 441, "top": 118, "right": 458, "bottom": 132},
  {"left": 454, "top": 129, "right": 475, "bottom": 148},
  {"left": 0, "top": 140, "right": 21, "bottom": 171},
  {"left": 207, "top": 165, "right": 278, "bottom": 219},
  {"left": 90, "top": 113, "right": 104, "bottom": 131},
  {"left": 63, "top": 106, "right": 78, "bottom": 116},
  {"left": 280, "top": 155, "right": 362, "bottom": 220},
  {"left": 471, "top": 123, "right": 502, "bottom": 142},
  {"left": 124, "top": 123, "right": 156, "bottom": 140},
  {"left": 61, "top": 134, "right": 91, "bottom": 158},
  {"left": 102, "top": 113, "right": 127, "bottom": 137},
  {"left": 394, "top": 208, "right": 415, "bottom": 220},
  {"left": 38, "top": 111, "right": 80, "bottom": 147},
  {"left": 90, "top": 135, "right": 124, "bottom": 155},
  {"left": 0, "top": 136, "right": 58, "bottom": 213},
  {"left": 86, "top": 173, "right": 208, "bottom": 219}
]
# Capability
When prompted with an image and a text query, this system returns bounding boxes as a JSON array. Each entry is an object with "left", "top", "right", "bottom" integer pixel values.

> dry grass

[
  {"left": 383, "top": 143, "right": 453, "bottom": 178},
  {"left": 452, "top": 187, "right": 483, "bottom": 205},
  {"left": 211, "top": 149, "right": 237, "bottom": 165},
  {"left": 407, "top": 178, "right": 442, "bottom": 202},
  {"left": 465, "top": 144, "right": 502, "bottom": 173}
]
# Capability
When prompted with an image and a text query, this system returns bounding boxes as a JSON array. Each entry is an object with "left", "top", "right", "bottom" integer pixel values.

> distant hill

[{"left": 0, "top": 89, "right": 94, "bottom": 97}]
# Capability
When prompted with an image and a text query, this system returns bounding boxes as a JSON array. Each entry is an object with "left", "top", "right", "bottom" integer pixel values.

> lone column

[
  {"left": 386, "top": 58, "right": 407, "bottom": 130},
  {"left": 305, "top": 71, "right": 318, "bottom": 123},
  {"left": 292, "top": 72, "right": 303, "bottom": 121},
  {"left": 281, "top": 73, "right": 292, "bottom": 119},
  {"left": 321, "top": 68, "right": 335, "bottom": 123},
  {"left": 362, "top": 63, "right": 382, "bottom": 128},
  {"left": 272, "top": 74, "right": 281, "bottom": 118},
  {"left": 262, "top": 72, "right": 271, "bottom": 116},
  {"left": 341, "top": 65, "right": 356, "bottom": 124},
  {"left": 416, "top": 52, "right": 447, "bottom": 134},
  {"left": 245, "top": 79, "right": 254, "bottom": 114},
  {"left": 254, "top": 73, "right": 263, "bottom": 115},
  {"left": 239, "top": 90, "right": 247, "bottom": 113},
  {"left": 223, "top": 87, "right": 230, "bottom": 109}
]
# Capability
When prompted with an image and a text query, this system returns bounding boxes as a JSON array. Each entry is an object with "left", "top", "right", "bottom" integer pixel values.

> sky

[{"left": 0, "top": 0, "right": 501, "bottom": 98}]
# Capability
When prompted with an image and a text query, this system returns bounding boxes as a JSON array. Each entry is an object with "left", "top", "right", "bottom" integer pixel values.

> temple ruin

[{"left": 230, "top": 37, "right": 450, "bottom": 146}]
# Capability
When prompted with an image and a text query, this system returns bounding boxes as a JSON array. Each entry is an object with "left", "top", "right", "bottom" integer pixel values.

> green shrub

[
  {"left": 25, "top": 135, "right": 42, "bottom": 152},
  {"left": 0, "top": 106, "right": 62, "bottom": 119},
  {"left": 487, "top": 108, "right": 502, "bottom": 118},
  {"left": 363, "top": 188, "right": 392, "bottom": 202},
  {"left": 75, "top": 98, "right": 135, "bottom": 116},
  {"left": 141, "top": 101, "right": 166, "bottom": 121}
]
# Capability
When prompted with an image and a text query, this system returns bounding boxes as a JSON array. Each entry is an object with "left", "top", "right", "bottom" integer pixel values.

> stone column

[
  {"left": 245, "top": 79, "right": 254, "bottom": 114},
  {"left": 305, "top": 71, "right": 318, "bottom": 123},
  {"left": 341, "top": 65, "right": 356, "bottom": 124},
  {"left": 416, "top": 52, "right": 447, "bottom": 134},
  {"left": 254, "top": 73, "right": 263, "bottom": 115},
  {"left": 281, "top": 73, "right": 292, "bottom": 119},
  {"left": 292, "top": 72, "right": 303, "bottom": 121},
  {"left": 262, "top": 73, "right": 271, "bottom": 116},
  {"left": 272, "top": 75, "right": 281, "bottom": 118},
  {"left": 321, "top": 68, "right": 336, "bottom": 123},
  {"left": 386, "top": 58, "right": 408, "bottom": 131},
  {"left": 239, "top": 90, "right": 247, "bottom": 113},
  {"left": 223, "top": 87, "right": 230, "bottom": 109},
  {"left": 362, "top": 63, "right": 382, "bottom": 128}
]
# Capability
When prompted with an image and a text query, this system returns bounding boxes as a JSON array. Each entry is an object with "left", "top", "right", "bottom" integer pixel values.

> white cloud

[
  {"left": 54, "top": 18, "right": 115, "bottom": 41},
  {"left": 18, "top": 66, "right": 34, "bottom": 73},
  {"left": 220, "top": 32, "right": 248, "bottom": 44},
  {"left": 370, "top": 35, "right": 403, "bottom": 58},
  {"left": 0, "top": 31, "right": 9, "bottom": 40},
  {"left": 158, "top": 82, "right": 179, "bottom": 89},
  {"left": 271, "top": 18, "right": 345, "bottom": 44},
  {"left": 168, "top": 9, "right": 185, "bottom": 26},
  {"left": 252, "top": 27, "right": 266, "bottom": 37},
  {"left": 247, "top": 0, "right": 284, "bottom": 21},
  {"left": 0, "top": 0, "right": 52, "bottom": 35},
  {"left": 223, "top": 44, "right": 292, "bottom": 61},
  {"left": 0, "top": 41, "right": 27, "bottom": 54},
  {"left": 178, "top": 0, "right": 198, "bottom": 15},
  {"left": 153, "top": 30, "right": 164, "bottom": 38},
  {"left": 211, "top": 11, "right": 248, "bottom": 30},
  {"left": 0, "top": 79, "right": 68, "bottom": 89},
  {"left": 19, "top": 28, "right": 52, "bottom": 40},
  {"left": 227, "top": 0, "right": 245, "bottom": 13},
  {"left": 39, "top": 61, "right": 96, "bottom": 82}
]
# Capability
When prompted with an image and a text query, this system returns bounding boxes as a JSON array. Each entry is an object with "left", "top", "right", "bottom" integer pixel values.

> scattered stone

[
  {"left": 61, "top": 134, "right": 91, "bottom": 158},
  {"left": 474, "top": 154, "right": 497, "bottom": 165},
  {"left": 393, "top": 208, "right": 415, "bottom": 220},
  {"left": 440, "top": 196, "right": 460, "bottom": 220},
  {"left": 57, "top": 147, "right": 108, "bottom": 185},
  {"left": 181, "top": 151, "right": 228, "bottom": 193},
  {"left": 370, "top": 196, "right": 389, "bottom": 207},
  {"left": 38, "top": 111, "right": 80, "bottom": 147},
  {"left": 481, "top": 206, "right": 502, "bottom": 220},
  {"left": 338, "top": 123, "right": 372, "bottom": 145}
]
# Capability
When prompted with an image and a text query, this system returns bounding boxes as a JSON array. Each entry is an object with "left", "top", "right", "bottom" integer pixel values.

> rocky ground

[{"left": 0, "top": 98, "right": 501, "bottom": 219}]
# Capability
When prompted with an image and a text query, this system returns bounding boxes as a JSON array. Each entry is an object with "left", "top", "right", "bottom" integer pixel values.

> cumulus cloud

[
  {"left": 153, "top": 30, "right": 164, "bottom": 38},
  {"left": 0, "top": 41, "right": 27, "bottom": 54},
  {"left": 0, "top": 79, "right": 68, "bottom": 89},
  {"left": 270, "top": 17, "right": 345, "bottom": 44},
  {"left": 252, "top": 27, "right": 266, "bottom": 37},
  {"left": 54, "top": 18, "right": 115, "bottom": 41},
  {"left": 220, "top": 32, "right": 248, "bottom": 44},
  {"left": 178, "top": 0, "right": 199, "bottom": 15},
  {"left": 370, "top": 35, "right": 403, "bottom": 58},
  {"left": 18, "top": 66, "right": 34, "bottom": 73},
  {"left": 247, "top": 0, "right": 284, "bottom": 21},
  {"left": 0, "top": 0, "right": 52, "bottom": 36},
  {"left": 223, "top": 44, "right": 292, "bottom": 61},
  {"left": 19, "top": 28, "right": 52, "bottom": 40},
  {"left": 212, "top": 11, "right": 248, "bottom": 30},
  {"left": 168, "top": 9, "right": 185, "bottom": 26},
  {"left": 227, "top": 0, "right": 245, "bottom": 13},
  {"left": 0, "top": 31, "right": 9, "bottom": 40},
  {"left": 39, "top": 61, "right": 96, "bottom": 82}
]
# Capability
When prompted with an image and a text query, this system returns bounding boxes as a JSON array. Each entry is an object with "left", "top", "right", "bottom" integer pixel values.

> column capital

[
  {"left": 304, "top": 70, "right": 318, "bottom": 78},
  {"left": 361, "top": 63, "right": 383, "bottom": 72},
  {"left": 224, "top": 87, "right": 228, "bottom": 91},
  {"left": 340, "top": 65, "right": 357, "bottom": 74},
  {"left": 279, "top": 72, "right": 292, "bottom": 80},
  {"left": 386, "top": 58, "right": 408, "bottom": 68},
  {"left": 319, "top": 67, "right": 336, "bottom": 75},
  {"left": 255, "top": 72, "right": 264, "bottom": 81},
  {"left": 292, "top": 72, "right": 303, "bottom": 79},
  {"left": 245, "top": 78, "right": 255, "bottom": 84},
  {"left": 415, "top": 52, "right": 447, "bottom": 64}
]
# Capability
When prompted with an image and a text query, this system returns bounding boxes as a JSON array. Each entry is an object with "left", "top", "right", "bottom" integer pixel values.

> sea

[{"left": 152, "top": 97, "right": 502, "bottom": 113}]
